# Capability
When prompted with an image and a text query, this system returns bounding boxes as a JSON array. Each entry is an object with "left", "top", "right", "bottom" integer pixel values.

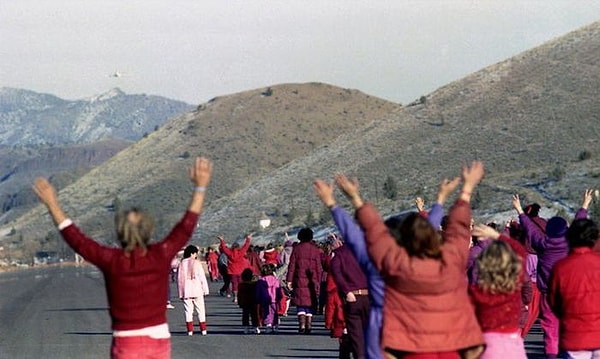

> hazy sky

[{"left": 1, "top": 1, "right": 599, "bottom": 105}]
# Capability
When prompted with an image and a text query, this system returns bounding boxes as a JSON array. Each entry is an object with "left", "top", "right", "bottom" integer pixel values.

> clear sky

[{"left": 1, "top": 1, "right": 599, "bottom": 105}]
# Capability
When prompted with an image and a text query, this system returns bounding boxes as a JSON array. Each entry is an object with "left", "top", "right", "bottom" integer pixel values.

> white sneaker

[
  {"left": 187, "top": 331, "right": 193, "bottom": 336},
  {"left": 201, "top": 330, "right": 207, "bottom": 336},
  {"left": 166, "top": 303, "right": 175, "bottom": 309},
  {"left": 254, "top": 327, "right": 261, "bottom": 334}
]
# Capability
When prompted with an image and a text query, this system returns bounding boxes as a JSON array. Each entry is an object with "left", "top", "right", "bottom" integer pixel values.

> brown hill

[
  {"left": 2, "top": 83, "right": 400, "bottom": 259},
  {"left": 195, "top": 21, "right": 600, "bottom": 241}
]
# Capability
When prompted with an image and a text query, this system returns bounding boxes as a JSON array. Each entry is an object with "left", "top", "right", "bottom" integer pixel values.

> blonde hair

[
  {"left": 476, "top": 241, "right": 522, "bottom": 294},
  {"left": 115, "top": 208, "right": 154, "bottom": 254}
]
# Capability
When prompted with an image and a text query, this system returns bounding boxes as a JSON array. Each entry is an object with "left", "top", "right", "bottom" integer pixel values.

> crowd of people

[{"left": 32, "top": 157, "right": 600, "bottom": 359}]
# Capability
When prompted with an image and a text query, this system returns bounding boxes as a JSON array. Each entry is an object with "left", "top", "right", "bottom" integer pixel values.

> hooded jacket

[{"left": 519, "top": 208, "right": 588, "bottom": 292}]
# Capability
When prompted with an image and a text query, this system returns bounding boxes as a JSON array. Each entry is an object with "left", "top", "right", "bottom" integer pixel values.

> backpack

[{"left": 218, "top": 253, "right": 228, "bottom": 269}]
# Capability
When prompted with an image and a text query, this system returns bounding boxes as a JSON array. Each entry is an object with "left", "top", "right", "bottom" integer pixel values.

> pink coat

[{"left": 177, "top": 257, "right": 209, "bottom": 299}]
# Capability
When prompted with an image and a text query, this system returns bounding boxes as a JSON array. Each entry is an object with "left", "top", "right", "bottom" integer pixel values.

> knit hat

[{"left": 546, "top": 217, "right": 568, "bottom": 238}]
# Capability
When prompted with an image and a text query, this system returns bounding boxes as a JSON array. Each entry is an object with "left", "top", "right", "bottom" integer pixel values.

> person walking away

[
  {"left": 323, "top": 236, "right": 352, "bottom": 359},
  {"left": 219, "top": 235, "right": 252, "bottom": 303},
  {"left": 514, "top": 191, "right": 591, "bottom": 359},
  {"left": 177, "top": 245, "right": 209, "bottom": 336},
  {"left": 286, "top": 228, "right": 322, "bottom": 334},
  {"left": 205, "top": 247, "right": 220, "bottom": 282},
  {"left": 238, "top": 268, "right": 260, "bottom": 334},
  {"left": 469, "top": 224, "right": 530, "bottom": 358},
  {"left": 33, "top": 157, "right": 212, "bottom": 359},
  {"left": 278, "top": 235, "right": 294, "bottom": 268},
  {"left": 336, "top": 162, "right": 486, "bottom": 358},
  {"left": 218, "top": 251, "right": 231, "bottom": 297},
  {"left": 329, "top": 235, "right": 370, "bottom": 359},
  {"left": 256, "top": 264, "right": 281, "bottom": 333},
  {"left": 314, "top": 179, "right": 447, "bottom": 359},
  {"left": 549, "top": 191, "right": 599, "bottom": 359}
]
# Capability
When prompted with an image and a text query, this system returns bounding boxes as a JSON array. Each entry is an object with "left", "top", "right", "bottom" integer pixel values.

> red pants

[
  {"left": 111, "top": 336, "right": 171, "bottom": 359},
  {"left": 521, "top": 283, "right": 541, "bottom": 337},
  {"left": 231, "top": 274, "right": 241, "bottom": 292}
]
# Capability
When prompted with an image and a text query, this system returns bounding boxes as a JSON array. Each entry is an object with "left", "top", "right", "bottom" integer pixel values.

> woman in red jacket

[
  {"left": 335, "top": 162, "right": 486, "bottom": 359},
  {"left": 32, "top": 157, "right": 213, "bottom": 359},
  {"left": 219, "top": 235, "right": 252, "bottom": 303}
]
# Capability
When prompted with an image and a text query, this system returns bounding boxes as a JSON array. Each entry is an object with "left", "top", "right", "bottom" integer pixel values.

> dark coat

[{"left": 286, "top": 242, "right": 322, "bottom": 307}]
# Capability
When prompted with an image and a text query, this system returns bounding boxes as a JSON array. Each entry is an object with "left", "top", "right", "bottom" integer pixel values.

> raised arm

[
  {"left": 472, "top": 224, "right": 528, "bottom": 259},
  {"left": 444, "top": 162, "right": 484, "bottom": 255},
  {"left": 575, "top": 189, "right": 593, "bottom": 220},
  {"left": 313, "top": 179, "right": 371, "bottom": 270},
  {"left": 33, "top": 178, "right": 113, "bottom": 268},
  {"left": 240, "top": 236, "right": 252, "bottom": 254},
  {"left": 218, "top": 236, "right": 233, "bottom": 257},
  {"left": 335, "top": 174, "right": 408, "bottom": 277},
  {"left": 158, "top": 157, "right": 213, "bottom": 256},
  {"left": 430, "top": 177, "right": 460, "bottom": 230},
  {"left": 513, "top": 194, "right": 545, "bottom": 252}
]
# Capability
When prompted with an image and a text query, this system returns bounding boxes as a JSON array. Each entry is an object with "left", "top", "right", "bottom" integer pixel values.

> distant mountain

[
  {"left": 0, "top": 88, "right": 193, "bottom": 228},
  {"left": 0, "top": 87, "right": 193, "bottom": 146},
  {"left": 1, "top": 83, "right": 401, "bottom": 259}
]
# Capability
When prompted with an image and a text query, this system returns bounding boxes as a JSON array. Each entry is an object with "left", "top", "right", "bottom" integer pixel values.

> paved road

[{"left": 0, "top": 266, "right": 545, "bottom": 359}]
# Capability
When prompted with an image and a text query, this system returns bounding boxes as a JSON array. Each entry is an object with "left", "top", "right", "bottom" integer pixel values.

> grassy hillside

[{"left": 2, "top": 83, "right": 400, "bottom": 259}]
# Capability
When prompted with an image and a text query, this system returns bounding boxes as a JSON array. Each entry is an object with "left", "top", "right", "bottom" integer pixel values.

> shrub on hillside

[{"left": 578, "top": 150, "right": 592, "bottom": 161}]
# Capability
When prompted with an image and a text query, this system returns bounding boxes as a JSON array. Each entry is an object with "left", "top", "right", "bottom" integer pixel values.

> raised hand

[
  {"left": 461, "top": 161, "right": 485, "bottom": 188},
  {"left": 582, "top": 189, "right": 594, "bottom": 210},
  {"left": 334, "top": 174, "right": 363, "bottom": 209},
  {"left": 313, "top": 179, "right": 336, "bottom": 207},
  {"left": 512, "top": 194, "right": 524, "bottom": 215},
  {"left": 472, "top": 224, "right": 500, "bottom": 240},
  {"left": 189, "top": 157, "right": 213, "bottom": 187},
  {"left": 437, "top": 177, "right": 461, "bottom": 204},
  {"left": 33, "top": 178, "right": 59, "bottom": 207},
  {"left": 415, "top": 197, "right": 425, "bottom": 212}
]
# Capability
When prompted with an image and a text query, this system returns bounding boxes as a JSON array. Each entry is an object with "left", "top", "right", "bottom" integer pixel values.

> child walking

[
  {"left": 257, "top": 264, "right": 281, "bottom": 333},
  {"left": 469, "top": 224, "right": 530, "bottom": 358},
  {"left": 177, "top": 245, "right": 210, "bottom": 336},
  {"left": 238, "top": 268, "right": 260, "bottom": 334}
]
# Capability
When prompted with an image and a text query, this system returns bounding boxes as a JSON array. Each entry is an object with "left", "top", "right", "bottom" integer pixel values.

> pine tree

[{"left": 383, "top": 175, "right": 398, "bottom": 200}]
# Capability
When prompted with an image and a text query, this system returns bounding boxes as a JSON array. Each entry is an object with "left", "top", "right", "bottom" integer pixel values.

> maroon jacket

[
  {"left": 286, "top": 242, "right": 322, "bottom": 307},
  {"left": 60, "top": 211, "right": 198, "bottom": 331}
]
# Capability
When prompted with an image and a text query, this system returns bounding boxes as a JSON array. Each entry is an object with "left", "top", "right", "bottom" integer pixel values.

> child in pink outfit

[
  {"left": 177, "top": 245, "right": 210, "bottom": 336},
  {"left": 256, "top": 264, "right": 280, "bottom": 333}
]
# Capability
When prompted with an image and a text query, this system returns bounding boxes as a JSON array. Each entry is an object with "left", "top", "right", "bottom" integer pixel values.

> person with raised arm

[
  {"left": 218, "top": 234, "right": 252, "bottom": 304},
  {"left": 513, "top": 190, "right": 591, "bottom": 359},
  {"left": 32, "top": 157, "right": 213, "bottom": 359},
  {"left": 335, "top": 162, "right": 486, "bottom": 359}
]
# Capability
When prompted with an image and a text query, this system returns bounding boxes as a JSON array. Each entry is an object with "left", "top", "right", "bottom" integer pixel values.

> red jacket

[
  {"left": 262, "top": 248, "right": 279, "bottom": 266},
  {"left": 220, "top": 237, "right": 251, "bottom": 275},
  {"left": 549, "top": 247, "right": 600, "bottom": 351},
  {"left": 469, "top": 234, "right": 530, "bottom": 333},
  {"left": 323, "top": 254, "right": 345, "bottom": 338},
  {"left": 356, "top": 200, "right": 484, "bottom": 354},
  {"left": 60, "top": 211, "right": 198, "bottom": 331}
]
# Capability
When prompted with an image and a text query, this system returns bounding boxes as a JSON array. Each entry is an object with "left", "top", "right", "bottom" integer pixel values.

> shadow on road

[
  {"left": 65, "top": 332, "right": 112, "bottom": 336},
  {"left": 46, "top": 307, "right": 108, "bottom": 312}
]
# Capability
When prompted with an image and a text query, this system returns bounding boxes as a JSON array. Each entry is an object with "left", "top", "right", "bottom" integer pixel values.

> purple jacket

[
  {"left": 466, "top": 240, "right": 493, "bottom": 285},
  {"left": 330, "top": 245, "right": 368, "bottom": 295},
  {"left": 520, "top": 208, "right": 588, "bottom": 292}
]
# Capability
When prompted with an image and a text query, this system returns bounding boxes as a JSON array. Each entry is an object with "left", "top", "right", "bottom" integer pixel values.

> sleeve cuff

[{"left": 58, "top": 219, "right": 73, "bottom": 231}]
